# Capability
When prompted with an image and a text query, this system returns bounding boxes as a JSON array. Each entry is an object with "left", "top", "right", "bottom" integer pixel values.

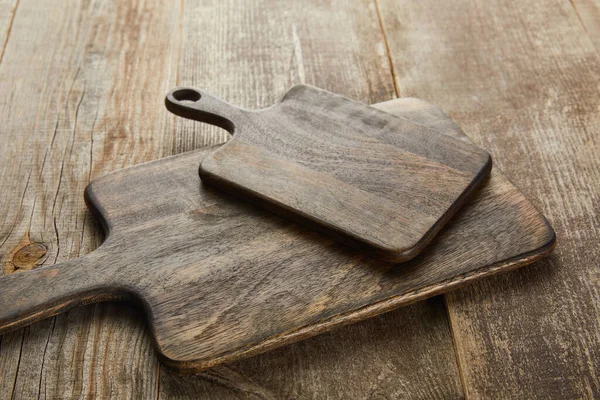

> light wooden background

[{"left": 0, "top": 0, "right": 598, "bottom": 398}]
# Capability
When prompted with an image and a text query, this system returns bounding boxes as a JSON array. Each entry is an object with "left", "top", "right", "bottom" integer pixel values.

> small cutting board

[
  {"left": 165, "top": 85, "right": 492, "bottom": 262},
  {"left": 0, "top": 98, "right": 553, "bottom": 372}
]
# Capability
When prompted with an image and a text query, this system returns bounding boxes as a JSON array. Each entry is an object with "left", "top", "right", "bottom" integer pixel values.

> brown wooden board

[
  {"left": 165, "top": 85, "right": 492, "bottom": 262},
  {"left": 0, "top": 98, "right": 554, "bottom": 373},
  {"left": 158, "top": 1, "right": 465, "bottom": 396}
]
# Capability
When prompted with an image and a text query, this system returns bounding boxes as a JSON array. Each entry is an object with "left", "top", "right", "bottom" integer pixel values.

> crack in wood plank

[{"left": 373, "top": 0, "right": 400, "bottom": 98}]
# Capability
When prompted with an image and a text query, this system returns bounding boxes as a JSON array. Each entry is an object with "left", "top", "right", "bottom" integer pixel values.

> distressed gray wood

[
  {"left": 0, "top": 0, "right": 180, "bottom": 398},
  {"left": 0, "top": 98, "right": 554, "bottom": 373},
  {"left": 570, "top": 0, "right": 600, "bottom": 53},
  {"left": 166, "top": 84, "right": 492, "bottom": 262},
  {"left": 1, "top": 0, "right": 459, "bottom": 397},
  {"left": 378, "top": 0, "right": 600, "bottom": 397}
]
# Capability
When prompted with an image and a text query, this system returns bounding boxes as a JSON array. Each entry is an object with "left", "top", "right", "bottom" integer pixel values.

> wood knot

[
  {"left": 2, "top": 233, "right": 48, "bottom": 275},
  {"left": 13, "top": 243, "right": 47, "bottom": 268}
]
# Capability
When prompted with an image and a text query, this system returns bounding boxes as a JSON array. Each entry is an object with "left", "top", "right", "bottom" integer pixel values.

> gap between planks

[{"left": 373, "top": 0, "right": 400, "bottom": 98}]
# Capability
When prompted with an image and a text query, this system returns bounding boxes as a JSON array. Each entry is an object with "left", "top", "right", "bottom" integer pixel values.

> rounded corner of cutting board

[
  {"left": 538, "top": 218, "right": 557, "bottom": 256},
  {"left": 197, "top": 154, "right": 214, "bottom": 175},
  {"left": 197, "top": 156, "right": 223, "bottom": 188},
  {"left": 196, "top": 140, "right": 230, "bottom": 179},
  {"left": 480, "top": 151, "right": 493, "bottom": 179},
  {"left": 481, "top": 150, "right": 493, "bottom": 170},
  {"left": 367, "top": 236, "right": 427, "bottom": 263}
]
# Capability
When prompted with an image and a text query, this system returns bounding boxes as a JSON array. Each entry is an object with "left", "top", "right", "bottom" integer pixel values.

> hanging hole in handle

[{"left": 172, "top": 88, "right": 201, "bottom": 103}]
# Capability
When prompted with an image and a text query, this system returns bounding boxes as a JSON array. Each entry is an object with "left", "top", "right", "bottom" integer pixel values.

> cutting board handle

[
  {"left": 165, "top": 87, "right": 247, "bottom": 134},
  {"left": 0, "top": 252, "right": 124, "bottom": 335}
]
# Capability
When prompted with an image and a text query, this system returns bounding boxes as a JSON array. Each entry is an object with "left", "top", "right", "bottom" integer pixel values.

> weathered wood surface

[
  {"left": 166, "top": 84, "right": 491, "bottom": 262},
  {"left": 0, "top": 0, "right": 463, "bottom": 398},
  {"left": 0, "top": 0, "right": 594, "bottom": 398},
  {"left": 378, "top": 0, "right": 600, "bottom": 398},
  {"left": 163, "top": 0, "right": 465, "bottom": 397},
  {"left": 0, "top": 0, "right": 180, "bottom": 398},
  {"left": 0, "top": 0, "right": 16, "bottom": 65},
  {"left": 571, "top": 0, "right": 600, "bottom": 53},
  {"left": 0, "top": 96, "right": 553, "bottom": 373},
  {"left": 157, "top": 297, "right": 460, "bottom": 399}
]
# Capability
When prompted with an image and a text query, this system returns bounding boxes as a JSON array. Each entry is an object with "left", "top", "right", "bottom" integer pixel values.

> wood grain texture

[
  {"left": 158, "top": 298, "right": 462, "bottom": 399},
  {"left": 378, "top": 0, "right": 600, "bottom": 397},
  {"left": 0, "top": 0, "right": 587, "bottom": 397},
  {"left": 0, "top": 0, "right": 465, "bottom": 397},
  {"left": 0, "top": 0, "right": 17, "bottom": 65},
  {"left": 166, "top": 84, "right": 492, "bottom": 262},
  {"left": 0, "top": 97, "right": 554, "bottom": 373},
  {"left": 164, "top": 0, "right": 466, "bottom": 396},
  {"left": 0, "top": 0, "right": 180, "bottom": 398},
  {"left": 0, "top": 2, "right": 19, "bottom": 396}
]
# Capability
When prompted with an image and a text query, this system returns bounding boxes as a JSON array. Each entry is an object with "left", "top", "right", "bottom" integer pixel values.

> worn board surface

[
  {"left": 0, "top": 97, "right": 554, "bottom": 372},
  {"left": 160, "top": 0, "right": 465, "bottom": 396},
  {"left": 0, "top": 0, "right": 596, "bottom": 398},
  {"left": 0, "top": 0, "right": 179, "bottom": 398},
  {"left": 166, "top": 84, "right": 491, "bottom": 262},
  {"left": 379, "top": 0, "right": 600, "bottom": 397}
]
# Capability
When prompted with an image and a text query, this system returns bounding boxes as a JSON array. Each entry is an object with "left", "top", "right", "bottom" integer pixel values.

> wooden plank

[
  {"left": 0, "top": 0, "right": 180, "bottom": 398},
  {"left": 158, "top": 0, "right": 464, "bottom": 397},
  {"left": 378, "top": 0, "right": 600, "bottom": 397}
]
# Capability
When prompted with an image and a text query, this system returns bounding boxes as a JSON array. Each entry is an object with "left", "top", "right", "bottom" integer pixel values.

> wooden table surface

[{"left": 0, "top": 0, "right": 597, "bottom": 398}]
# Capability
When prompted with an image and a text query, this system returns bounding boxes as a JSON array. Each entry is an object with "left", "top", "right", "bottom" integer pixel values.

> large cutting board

[
  {"left": 0, "top": 98, "right": 554, "bottom": 372},
  {"left": 166, "top": 85, "right": 492, "bottom": 261}
]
